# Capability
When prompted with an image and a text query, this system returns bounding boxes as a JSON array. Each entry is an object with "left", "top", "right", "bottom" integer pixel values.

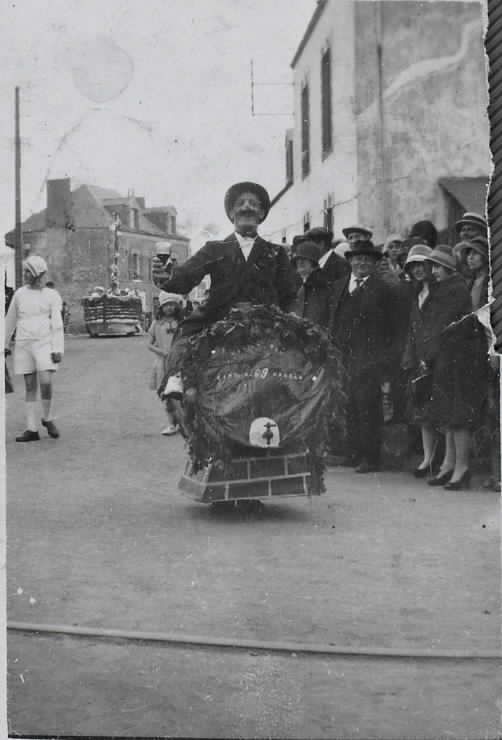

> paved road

[{"left": 5, "top": 337, "right": 501, "bottom": 738}]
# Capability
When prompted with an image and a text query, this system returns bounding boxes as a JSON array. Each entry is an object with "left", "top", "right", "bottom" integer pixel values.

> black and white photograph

[{"left": 1, "top": 0, "right": 500, "bottom": 738}]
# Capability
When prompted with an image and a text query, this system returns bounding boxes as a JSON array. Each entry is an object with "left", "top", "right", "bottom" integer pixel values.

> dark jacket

[
  {"left": 402, "top": 274, "right": 472, "bottom": 370},
  {"left": 402, "top": 273, "right": 486, "bottom": 428},
  {"left": 330, "top": 272, "right": 399, "bottom": 380},
  {"left": 320, "top": 250, "right": 350, "bottom": 287},
  {"left": 156, "top": 233, "right": 298, "bottom": 333},
  {"left": 288, "top": 268, "right": 330, "bottom": 328},
  {"left": 466, "top": 273, "right": 489, "bottom": 311}
]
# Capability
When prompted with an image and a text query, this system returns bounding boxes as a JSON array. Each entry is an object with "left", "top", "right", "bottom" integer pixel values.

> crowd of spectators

[{"left": 284, "top": 212, "right": 499, "bottom": 491}]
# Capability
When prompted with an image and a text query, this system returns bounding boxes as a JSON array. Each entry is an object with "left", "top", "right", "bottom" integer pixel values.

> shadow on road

[{"left": 184, "top": 499, "right": 315, "bottom": 524}]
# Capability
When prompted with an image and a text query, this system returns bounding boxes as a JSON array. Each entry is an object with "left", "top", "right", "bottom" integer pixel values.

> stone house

[{"left": 5, "top": 178, "right": 190, "bottom": 331}]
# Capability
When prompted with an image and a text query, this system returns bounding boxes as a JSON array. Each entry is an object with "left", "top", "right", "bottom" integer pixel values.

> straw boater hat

[
  {"left": 457, "top": 235, "right": 489, "bottom": 260},
  {"left": 404, "top": 244, "right": 433, "bottom": 272},
  {"left": 23, "top": 255, "right": 48, "bottom": 278},
  {"left": 342, "top": 224, "right": 373, "bottom": 240},
  {"left": 426, "top": 244, "right": 457, "bottom": 271},
  {"left": 291, "top": 241, "right": 321, "bottom": 265},
  {"left": 345, "top": 239, "right": 382, "bottom": 260},
  {"left": 455, "top": 212, "right": 487, "bottom": 233},
  {"left": 224, "top": 182, "right": 271, "bottom": 223}
]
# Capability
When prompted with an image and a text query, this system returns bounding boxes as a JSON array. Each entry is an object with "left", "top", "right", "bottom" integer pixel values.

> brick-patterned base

[{"left": 179, "top": 452, "right": 316, "bottom": 503}]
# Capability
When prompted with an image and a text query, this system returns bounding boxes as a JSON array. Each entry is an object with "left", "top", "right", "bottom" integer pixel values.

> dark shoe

[
  {"left": 428, "top": 469, "right": 454, "bottom": 487},
  {"left": 355, "top": 461, "right": 379, "bottom": 474},
  {"left": 41, "top": 419, "right": 60, "bottom": 439},
  {"left": 16, "top": 430, "right": 40, "bottom": 442},
  {"left": 482, "top": 477, "right": 501, "bottom": 493},
  {"left": 444, "top": 470, "right": 471, "bottom": 491},
  {"left": 413, "top": 466, "right": 430, "bottom": 479}
]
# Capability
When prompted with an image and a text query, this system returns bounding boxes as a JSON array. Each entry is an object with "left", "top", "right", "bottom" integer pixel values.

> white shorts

[{"left": 13, "top": 341, "right": 58, "bottom": 375}]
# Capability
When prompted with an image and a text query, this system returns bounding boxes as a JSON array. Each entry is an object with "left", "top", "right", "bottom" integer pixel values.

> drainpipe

[{"left": 375, "top": 3, "right": 390, "bottom": 234}]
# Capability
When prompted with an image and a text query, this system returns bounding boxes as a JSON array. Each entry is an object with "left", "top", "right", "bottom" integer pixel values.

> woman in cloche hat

[
  {"left": 408, "top": 245, "right": 486, "bottom": 490},
  {"left": 289, "top": 240, "right": 330, "bottom": 328},
  {"left": 457, "top": 236, "right": 489, "bottom": 311},
  {"left": 401, "top": 244, "right": 435, "bottom": 475}
]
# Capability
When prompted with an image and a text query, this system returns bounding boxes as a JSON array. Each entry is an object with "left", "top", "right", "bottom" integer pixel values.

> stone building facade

[{"left": 264, "top": 0, "right": 489, "bottom": 246}]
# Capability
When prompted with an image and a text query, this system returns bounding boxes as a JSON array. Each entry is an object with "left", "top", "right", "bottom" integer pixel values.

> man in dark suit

[
  {"left": 152, "top": 181, "right": 298, "bottom": 397},
  {"left": 330, "top": 240, "right": 398, "bottom": 473},
  {"left": 306, "top": 227, "right": 350, "bottom": 287}
]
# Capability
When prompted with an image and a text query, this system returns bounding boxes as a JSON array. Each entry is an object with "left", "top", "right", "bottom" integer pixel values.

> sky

[{"left": 0, "top": 0, "right": 315, "bottom": 250}]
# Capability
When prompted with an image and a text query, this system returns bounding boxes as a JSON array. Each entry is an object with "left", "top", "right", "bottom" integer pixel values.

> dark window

[
  {"left": 321, "top": 46, "right": 332, "bottom": 158},
  {"left": 128, "top": 252, "right": 140, "bottom": 280},
  {"left": 286, "top": 136, "right": 294, "bottom": 184},
  {"left": 301, "top": 82, "right": 310, "bottom": 178}
]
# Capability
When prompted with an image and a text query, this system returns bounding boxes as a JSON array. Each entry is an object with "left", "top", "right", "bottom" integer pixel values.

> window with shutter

[{"left": 301, "top": 82, "right": 310, "bottom": 179}]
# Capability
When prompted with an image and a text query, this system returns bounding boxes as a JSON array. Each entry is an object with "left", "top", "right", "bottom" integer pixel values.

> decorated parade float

[
  {"left": 81, "top": 213, "right": 143, "bottom": 337},
  {"left": 174, "top": 303, "right": 345, "bottom": 508},
  {"left": 82, "top": 289, "right": 143, "bottom": 337}
]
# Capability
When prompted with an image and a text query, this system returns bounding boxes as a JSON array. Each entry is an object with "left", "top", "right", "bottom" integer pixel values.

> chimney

[{"left": 46, "top": 178, "right": 72, "bottom": 229}]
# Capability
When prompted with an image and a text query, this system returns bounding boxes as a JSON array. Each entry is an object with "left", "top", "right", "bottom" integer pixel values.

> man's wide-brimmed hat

[
  {"left": 426, "top": 244, "right": 457, "bottom": 271},
  {"left": 457, "top": 235, "right": 489, "bottom": 260},
  {"left": 342, "top": 224, "right": 373, "bottom": 240},
  {"left": 345, "top": 239, "right": 382, "bottom": 260},
  {"left": 291, "top": 240, "right": 321, "bottom": 265},
  {"left": 404, "top": 244, "right": 433, "bottom": 271},
  {"left": 23, "top": 255, "right": 48, "bottom": 278},
  {"left": 224, "top": 182, "right": 271, "bottom": 223},
  {"left": 456, "top": 212, "right": 487, "bottom": 232},
  {"left": 306, "top": 226, "right": 333, "bottom": 244},
  {"left": 292, "top": 233, "right": 308, "bottom": 247}
]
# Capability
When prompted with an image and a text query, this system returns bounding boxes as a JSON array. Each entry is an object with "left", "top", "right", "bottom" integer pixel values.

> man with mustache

[{"left": 152, "top": 181, "right": 297, "bottom": 398}]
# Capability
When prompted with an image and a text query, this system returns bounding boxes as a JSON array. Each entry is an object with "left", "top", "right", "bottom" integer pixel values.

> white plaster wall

[
  {"left": 354, "top": 0, "right": 489, "bottom": 241},
  {"left": 264, "top": 0, "right": 359, "bottom": 243},
  {"left": 265, "top": 0, "right": 489, "bottom": 246}
]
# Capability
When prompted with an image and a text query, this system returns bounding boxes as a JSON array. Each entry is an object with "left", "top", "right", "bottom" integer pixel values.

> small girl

[{"left": 148, "top": 291, "right": 183, "bottom": 435}]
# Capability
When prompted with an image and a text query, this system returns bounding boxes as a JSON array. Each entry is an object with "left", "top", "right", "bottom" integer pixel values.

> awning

[{"left": 439, "top": 176, "right": 489, "bottom": 214}]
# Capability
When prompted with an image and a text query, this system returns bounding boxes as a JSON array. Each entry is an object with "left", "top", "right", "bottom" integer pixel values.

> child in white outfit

[
  {"left": 148, "top": 291, "right": 182, "bottom": 435},
  {"left": 4, "top": 256, "right": 64, "bottom": 441}
]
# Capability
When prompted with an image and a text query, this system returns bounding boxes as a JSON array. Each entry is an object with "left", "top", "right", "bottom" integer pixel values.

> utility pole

[{"left": 14, "top": 86, "right": 23, "bottom": 288}]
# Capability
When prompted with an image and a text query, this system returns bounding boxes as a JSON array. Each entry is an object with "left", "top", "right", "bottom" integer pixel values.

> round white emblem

[{"left": 249, "top": 417, "right": 280, "bottom": 448}]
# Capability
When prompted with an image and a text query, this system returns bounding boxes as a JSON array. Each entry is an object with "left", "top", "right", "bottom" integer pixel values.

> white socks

[
  {"left": 25, "top": 401, "right": 39, "bottom": 432},
  {"left": 41, "top": 398, "right": 53, "bottom": 422}
]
